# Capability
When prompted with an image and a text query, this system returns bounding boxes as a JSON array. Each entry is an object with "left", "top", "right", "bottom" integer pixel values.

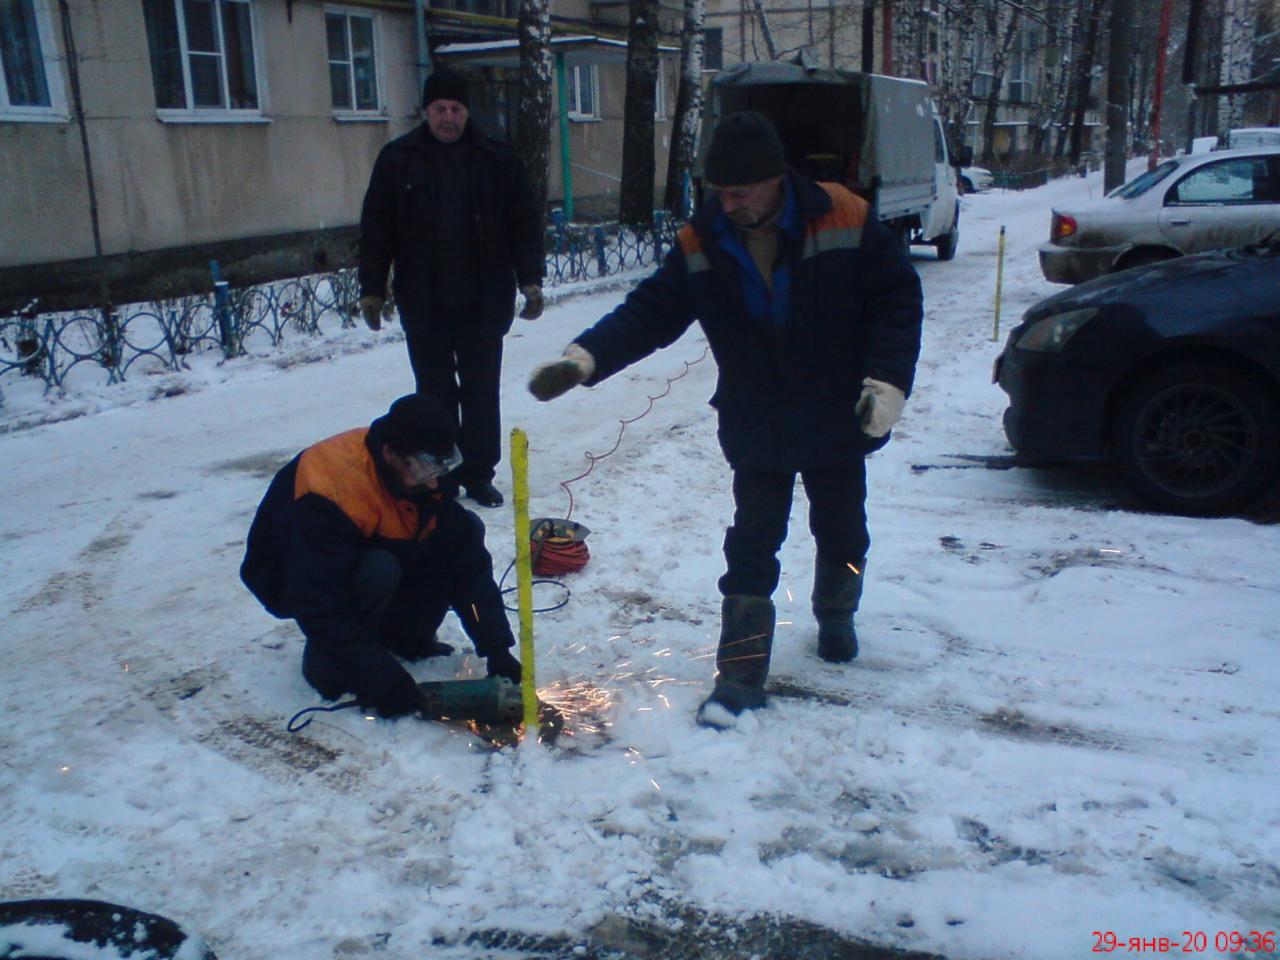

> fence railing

[{"left": 0, "top": 214, "right": 680, "bottom": 404}]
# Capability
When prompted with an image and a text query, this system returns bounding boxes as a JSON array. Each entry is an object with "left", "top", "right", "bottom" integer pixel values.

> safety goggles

[{"left": 404, "top": 445, "right": 463, "bottom": 484}]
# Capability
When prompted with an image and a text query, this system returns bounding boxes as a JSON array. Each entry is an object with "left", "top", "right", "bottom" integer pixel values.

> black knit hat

[
  {"left": 376, "top": 394, "right": 458, "bottom": 456},
  {"left": 422, "top": 68, "right": 470, "bottom": 109},
  {"left": 704, "top": 111, "right": 786, "bottom": 186}
]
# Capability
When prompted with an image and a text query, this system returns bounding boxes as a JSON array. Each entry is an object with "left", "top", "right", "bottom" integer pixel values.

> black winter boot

[
  {"left": 813, "top": 556, "right": 865, "bottom": 663},
  {"left": 696, "top": 595, "right": 776, "bottom": 730}
]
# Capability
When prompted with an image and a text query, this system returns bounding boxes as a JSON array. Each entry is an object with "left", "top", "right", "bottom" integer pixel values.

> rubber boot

[
  {"left": 812, "top": 556, "right": 864, "bottom": 663},
  {"left": 696, "top": 595, "right": 776, "bottom": 729}
]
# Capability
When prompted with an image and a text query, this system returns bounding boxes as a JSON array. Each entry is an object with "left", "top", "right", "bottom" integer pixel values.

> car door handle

[{"left": 1167, "top": 217, "right": 1191, "bottom": 226}]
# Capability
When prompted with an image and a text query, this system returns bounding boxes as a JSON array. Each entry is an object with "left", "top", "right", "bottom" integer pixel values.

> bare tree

[
  {"left": 620, "top": 0, "right": 661, "bottom": 226},
  {"left": 515, "top": 0, "right": 553, "bottom": 233},
  {"left": 664, "top": 0, "right": 706, "bottom": 216},
  {"left": 1058, "top": 0, "right": 1105, "bottom": 163},
  {"left": 934, "top": 0, "right": 978, "bottom": 152},
  {"left": 978, "top": 1, "right": 1024, "bottom": 162},
  {"left": 751, "top": 0, "right": 779, "bottom": 59}
]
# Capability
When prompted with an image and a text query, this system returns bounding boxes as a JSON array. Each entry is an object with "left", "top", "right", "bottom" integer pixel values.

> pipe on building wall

[
  {"left": 555, "top": 50, "right": 574, "bottom": 220},
  {"left": 414, "top": 0, "right": 432, "bottom": 91},
  {"left": 58, "top": 0, "right": 104, "bottom": 263}
]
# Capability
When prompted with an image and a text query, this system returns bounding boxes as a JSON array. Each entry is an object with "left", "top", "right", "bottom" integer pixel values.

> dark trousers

[
  {"left": 300, "top": 549, "right": 448, "bottom": 702},
  {"left": 405, "top": 307, "right": 504, "bottom": 489},
  {"left": 300, "top": 520, "right": 515, "bottom": 705},
  {"left": 717, "top": 461, "right": 870, "bottom": 598}
]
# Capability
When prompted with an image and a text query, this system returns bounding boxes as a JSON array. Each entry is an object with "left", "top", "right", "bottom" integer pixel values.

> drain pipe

[
  {"left": 58, "top": 0, "right": 104, "bottom": 263},
  {"left": 414, "top": 0, "right": 432, "bottom": 92}
]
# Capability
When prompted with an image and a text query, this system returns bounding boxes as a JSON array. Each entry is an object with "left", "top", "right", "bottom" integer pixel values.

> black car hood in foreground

[{"left": 1024, "top": 236, "right": 1280, "bottom": 327}]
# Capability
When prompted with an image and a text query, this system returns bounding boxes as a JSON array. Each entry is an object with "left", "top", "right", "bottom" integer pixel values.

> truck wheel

[
  {"left": 892, "top": 222, "right": 912, "bottom": 252},
  {"left": 1113, "top": 363, "right": 1280, "bottom": 515},
  {"left": 934, "top": 217, "right": 959, "bottom": 261}
]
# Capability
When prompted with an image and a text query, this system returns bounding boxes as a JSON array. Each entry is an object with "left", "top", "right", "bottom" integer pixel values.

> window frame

[
  {"left": 567, "top": 63, "right": 599, "bottom": 121},
  {"left": 702, "top": 27, "right": 723, "bottom": 72},
  {"left": 324, "top": 5, "right": 384, "bottom": 119},
  {"left": 148, "top": 0, "right": 267, "bottom": 122},
  {"left": 0, "top": 0, "right": 69, "bottom": 122},
  {"left": 653, "top": 62, "right": 666, "bottom": 121}
]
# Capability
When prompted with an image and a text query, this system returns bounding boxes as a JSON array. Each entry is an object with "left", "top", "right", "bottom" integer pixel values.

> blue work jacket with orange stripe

[{"left": 573, "top": 171, "right": 924, "bottom": 471}]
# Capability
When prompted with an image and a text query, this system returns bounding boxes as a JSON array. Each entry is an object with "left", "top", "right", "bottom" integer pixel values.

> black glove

[
  {"left": 518, "top": 285, "right": 544, "bottom": 321},
  {"left": 370, "top": 672, "right": 423, "bottom": 719},
  {"left": 358, "top": 295, "right": 385, "bottom": 331},
  {"left": 485, "top": 648, "right": 522, "bottom": 684}
]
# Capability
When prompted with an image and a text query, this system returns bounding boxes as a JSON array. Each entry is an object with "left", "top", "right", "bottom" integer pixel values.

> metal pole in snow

[
  {"left": 992, "top": 225, "right": 1006, "bottom": 342},
  {"left": 510, "top": 428, "right": 539, "bottom": 736}
]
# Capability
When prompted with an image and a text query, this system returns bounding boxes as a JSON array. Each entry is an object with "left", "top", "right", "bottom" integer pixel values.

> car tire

[
  {"left": 934, "top": 215, "right": 959, "bottom": 261},
  {"left": 1114, "top": 363, "right": 1280, "bottom": 515},
  {"left": 959, "top": 176, "right": 973, "bottom": 194}
]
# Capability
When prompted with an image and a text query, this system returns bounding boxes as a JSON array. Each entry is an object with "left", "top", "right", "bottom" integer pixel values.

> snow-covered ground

[{"left": 2, "top": 166, "right": 1278, "bottom": 960}]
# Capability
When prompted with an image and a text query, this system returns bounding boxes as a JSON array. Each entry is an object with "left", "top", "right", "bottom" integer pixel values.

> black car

[{"left": 994, "top": 236, "right": 1280, "bottom": 515}]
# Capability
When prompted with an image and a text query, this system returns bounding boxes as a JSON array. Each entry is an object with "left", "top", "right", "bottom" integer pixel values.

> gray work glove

[
  {"left": 518, "top": 285, "right": 544, "bottom": 321},
  {"left": 359, "top": 294, "right": 386, "bottom": 332},
  {"left": 855, "top": 377, "right": 906, "bottom": 438},
  {"left": 528, "top": 344, "right": 596, "bottom": 401}
]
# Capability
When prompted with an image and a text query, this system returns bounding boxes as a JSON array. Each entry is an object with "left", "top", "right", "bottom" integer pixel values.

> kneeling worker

[{"left": 240, "top": 394, "right": 522, "bottom": 717}]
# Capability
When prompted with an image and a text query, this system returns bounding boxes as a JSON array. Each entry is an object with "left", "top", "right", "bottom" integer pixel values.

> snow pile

[{"left": 1, "top": 162, "right": 1277, "bottom": 960}]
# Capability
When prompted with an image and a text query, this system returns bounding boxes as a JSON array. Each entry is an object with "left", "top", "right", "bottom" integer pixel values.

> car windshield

[{"left": 1108, "top": 160, "right": 1179, "bottom": 199}]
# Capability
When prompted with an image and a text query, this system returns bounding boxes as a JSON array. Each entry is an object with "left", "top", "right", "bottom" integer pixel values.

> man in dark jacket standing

[
  {"left": 358, "top": 69, "right": 545, "bottom": 508},
  {"left": 240, "top": 394, "right": 523, "bottom": 718},
  {"left": 527, "top": 112, "right": 922, "bottom": 730}
]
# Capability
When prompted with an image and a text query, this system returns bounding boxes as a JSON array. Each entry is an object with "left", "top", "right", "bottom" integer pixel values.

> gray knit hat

[{"left": 704, "top": 111, "right": 786, "bottom": 186}]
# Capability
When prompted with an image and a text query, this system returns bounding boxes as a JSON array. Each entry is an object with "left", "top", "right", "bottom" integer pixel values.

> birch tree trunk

[
  {"left": 664, "top": 0, "right": 706, "bottom": 216},
  {"left": 1219, "top": 0, "right": 1255, "bottom": 135},
  {"left": 620, "top": 0, "right": 660, "bottom": 226},
  {"left": 515, "top": 0, "right": 553, "bottom": 234}
]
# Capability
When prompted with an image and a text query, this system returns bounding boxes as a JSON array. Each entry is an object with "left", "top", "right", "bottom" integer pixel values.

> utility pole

[{"left": 1148, "top": 0, "right": 1174, "bottom": 169}]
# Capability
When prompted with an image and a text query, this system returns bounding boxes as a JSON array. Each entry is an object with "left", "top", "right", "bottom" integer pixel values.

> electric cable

[
  {"left": 286, "top": 347, "right": 710, "bottom": 733},
  {"left": 287, "top": 699, "right": 360, "bottom": 732}
]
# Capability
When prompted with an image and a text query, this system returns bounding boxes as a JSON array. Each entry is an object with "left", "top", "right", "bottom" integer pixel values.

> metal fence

[{"left": 0, "top": 213, "right": 680, "bottom": 403}]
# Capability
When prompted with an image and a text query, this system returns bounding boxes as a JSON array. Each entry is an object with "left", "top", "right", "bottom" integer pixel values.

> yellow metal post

[
  {"left": 509, "top": 428, "right": 539, "bottom": 735},
  {"left": 992, "top": 225, "right": 1007, "bottom": 342}
]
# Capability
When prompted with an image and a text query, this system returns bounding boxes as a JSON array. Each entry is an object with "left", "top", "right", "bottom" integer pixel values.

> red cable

[{"left": 531, "top": 536, "right": 590, "bottom": 575}]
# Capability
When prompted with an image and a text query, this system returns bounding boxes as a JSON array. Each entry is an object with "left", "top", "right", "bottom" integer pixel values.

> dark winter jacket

[
  {"left": 358, "top": 122, "right": 544, "bottom": 332},
  {"left": 572, "top": 172, "right": 923, "bottom": 471},
  {"left": 240, "top": 422, "right": 512, "bottom": 707}
]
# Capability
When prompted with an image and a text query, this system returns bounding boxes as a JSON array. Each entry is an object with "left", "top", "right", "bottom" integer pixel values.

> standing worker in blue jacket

[
  {"left": 527, "top": 111, "right": 923, "bottom": 729},
  {"left": 357, "top": 69, "right": 545, "bottom": 509},
  {"left": 240, "top": 394, "right": 523, "bottom": 718}
]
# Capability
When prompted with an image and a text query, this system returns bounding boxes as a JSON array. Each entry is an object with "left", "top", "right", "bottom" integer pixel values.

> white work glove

[
  {"left": 528, "top": 344, "right": 596, "bottom": 401},
  {"left": 855, "top": 377, "right": 906, "bottom": 438}
]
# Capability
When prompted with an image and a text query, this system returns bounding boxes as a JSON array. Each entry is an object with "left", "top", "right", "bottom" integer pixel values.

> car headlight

[{"left": 1014, "top": 307, "right": 1098, "bottom": 352}]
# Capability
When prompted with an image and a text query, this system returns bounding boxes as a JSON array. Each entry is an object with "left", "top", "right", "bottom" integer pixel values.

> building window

[
  {"left": 326, "top": 10, "right": 378, "bottom": 112},
  {"left": 142, "top": 0, "right": 261, "bottom": 113},
  {"left": 0, "top": 0, "right": 65, "bottom": 120},
  {"left": 703, "top": 27, "right": 723, "bottom": 71},
  {"left": 567, "top": 63, "right": 598, "bottom": 120}
]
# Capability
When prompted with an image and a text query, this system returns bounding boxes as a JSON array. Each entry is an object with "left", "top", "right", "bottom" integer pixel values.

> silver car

[{"left": 1039, "top": 147, "right": 1280, "bottom": 284}]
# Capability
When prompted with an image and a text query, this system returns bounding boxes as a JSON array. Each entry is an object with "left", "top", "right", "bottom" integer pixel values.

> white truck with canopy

[{"left": 700, "top": 61, "right": 963, "bottom": 260}]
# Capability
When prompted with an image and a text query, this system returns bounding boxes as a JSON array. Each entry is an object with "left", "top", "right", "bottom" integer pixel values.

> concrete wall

[
  {"left": 2, "top": 0, "right": 422, "bottom": 270},
  {"left": 549, "top": 57, "right": 679, "bottom": 216}
]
